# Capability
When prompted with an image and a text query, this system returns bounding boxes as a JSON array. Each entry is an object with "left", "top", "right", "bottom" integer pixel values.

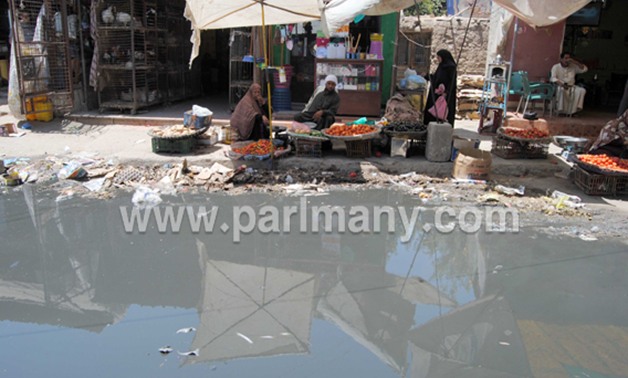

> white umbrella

[{"left": 184, "top": 0, "right": 320, "bottom": 147}]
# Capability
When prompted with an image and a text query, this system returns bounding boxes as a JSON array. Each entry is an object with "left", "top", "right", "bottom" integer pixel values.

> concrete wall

[
  {"left": 504, "top": 20, "right": 565, "bottom": 83},
  {"left": 401, "top": 15, "right": 490, "bottom": 76}
]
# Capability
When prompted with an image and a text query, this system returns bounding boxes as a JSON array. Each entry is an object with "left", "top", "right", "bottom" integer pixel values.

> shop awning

[
  {"left": 492, "top": 0, "right": 592, "bottom": 28},
  {"left": 320, "top": 0, "right": 592, "bottom": 34},
  {"left": 184, "top": 0, "right": 320, "bottom": 65}
]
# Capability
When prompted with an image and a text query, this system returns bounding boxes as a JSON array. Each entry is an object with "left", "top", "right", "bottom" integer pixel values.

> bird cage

[
  {"left": 9, "top": 0, "right": 74, "bottom": 117},
  {"left": 95, "top": 0, "right": 162, "bottom": 114},
  {"left": 229, "top": 28, "right": 254, "bottom": 111}
]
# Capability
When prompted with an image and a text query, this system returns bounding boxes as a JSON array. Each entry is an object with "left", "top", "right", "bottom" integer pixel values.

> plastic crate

[
  {"left": 345, "top": 140, "right": 372, "bottom": 158},
  {"left": 491, "top": 134, "right": 548, "bottom": 159},
  {"left": 572, "top": 165, "right": 626, "bottom": 196},
  {"left": 151, "top": 137, "right": 195, "bottom": 154},
  {"left": 295, "top": 138, "right": 322, "bottom": 158}
]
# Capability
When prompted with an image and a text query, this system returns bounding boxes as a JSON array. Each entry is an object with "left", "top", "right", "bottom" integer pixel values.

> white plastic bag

[{"left": 192, "top": 105, "right": 213, "bottom": 117}]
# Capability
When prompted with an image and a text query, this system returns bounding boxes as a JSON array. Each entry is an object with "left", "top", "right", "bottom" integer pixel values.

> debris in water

[
  {"left": 178, "top": 349, "right": 199, "bottom": 357},
  {"left": 159, "top": 346, "right": 173, "bottom": 355},
  {"left": 579, "top": 234, "right": 598, "bottom": 241},
  {"left": 236, "top": 332, "right": 253, "bottom": 344},
  {"left": 176, "top": 327, "right": 196, "bottom": 334}
]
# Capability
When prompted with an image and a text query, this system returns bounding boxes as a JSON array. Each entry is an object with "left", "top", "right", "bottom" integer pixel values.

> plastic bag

[
  {"left": 192, "top": 105, "right": 213, "bottom": 117},
  {"left": 428, "top": 95, "right": 449, "bottom": 121}
]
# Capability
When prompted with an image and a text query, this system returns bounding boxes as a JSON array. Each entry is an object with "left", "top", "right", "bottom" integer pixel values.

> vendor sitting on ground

[
  {"left": 294, "top": 75, "right": 340, "bottom": 130},
  {"left": 231, "top": 83, "right": 270, "bottom": 141},
  {"left": 589, "top": 109, "right": 628, "bottom": 157}
]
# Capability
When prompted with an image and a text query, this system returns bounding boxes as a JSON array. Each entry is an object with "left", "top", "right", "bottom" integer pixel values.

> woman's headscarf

[
  {"left": 590, "top": 109, "right": 628, "bottom": 152},
  {"left": 436, "top": 49, "right": 456, "bottom": 68},
  {"left": 231, "top": 83, "right": 265, "bottom": 140}
]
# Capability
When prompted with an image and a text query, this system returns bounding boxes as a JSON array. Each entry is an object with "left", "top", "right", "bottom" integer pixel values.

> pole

[
  {"left": 505, "top": 17, "right": 519, "bottom": 113},
  {"left": 260, "top": 2, "right": 274, "bottom": 160}
]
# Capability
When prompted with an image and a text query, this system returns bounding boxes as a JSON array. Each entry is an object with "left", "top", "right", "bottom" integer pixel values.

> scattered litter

[
  {"left": 176, "top": 327, "right": 196, "bottom": 334},
  {"left": 135, "top": 139, "right": 145, "bottom": 144},
  {"left": 590, "top": 226, "right": 600, "bottom": 233},
  {"left": 132, "top": 186, "right": 162, "bottom": 208},
  {"left": 9, "top": 261, "right": 19, "bottom": 269},
  {"left": 453, "top": 178, "right": 487, "bottom": 185},
  {"left": 155, "top": 176, "right": 176, "bottom": 196},
  {"left": 285, "top": 174, "right": 294, "bottom": 184},
  {"left": 551, "top": 190, "right": 584, "bottom": 209},
  {"left": 260, "top": 336, "right": 274, "bottom": 339},
  {"left": 499, "top": 341, "right": 511, "bottom": 346},
  {"left": 494, "top": 185, "right": 525, "bottom": 196},
  {"left": 158, "top": 346, "right": 173, "bottom": 355},
  {"left": 83, "top": 178, "right": 106, "bottom": 192},
  {"left": 210, "top": 365, "right": 217, "bottom": 371},
  {"left": 280, "top": 332, "right": 291, "bottom": 336},
  {"left": 177, "top": 349, "right": 199, "bottom": 357},
  {"left": 58, "top": 161, "right": 88, "bottom": 180},
  {"left": 236, "top": 332, "right": 253, "bottom": 344}
]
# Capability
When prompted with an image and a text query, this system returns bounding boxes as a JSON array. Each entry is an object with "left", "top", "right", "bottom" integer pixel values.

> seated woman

[
  {"left": 231, "top": 83, "right": 270, "bottom": 141},
  {"left": 588, "top": 109, "right": 628, "bottom": 157}
]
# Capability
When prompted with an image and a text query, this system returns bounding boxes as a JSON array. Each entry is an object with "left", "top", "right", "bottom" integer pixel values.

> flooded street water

[{"left": 1, "top": 188, "right": 627, "bottom": 378}]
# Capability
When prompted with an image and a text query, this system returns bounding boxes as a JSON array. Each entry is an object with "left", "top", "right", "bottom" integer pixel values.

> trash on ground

[
  {"left": 83, "top": 178, "right": 106, "bottom": 192},
  {"left": 59, "top": 161, "right": 87, "bottom": 180},
  {"left": 494, "top": 184, "right": 525, "bottom": 196}
]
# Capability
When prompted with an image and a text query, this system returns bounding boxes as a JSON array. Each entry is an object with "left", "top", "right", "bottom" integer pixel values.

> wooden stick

[{"left": 354, "top": 33, "right": 361, "bottom": 53}]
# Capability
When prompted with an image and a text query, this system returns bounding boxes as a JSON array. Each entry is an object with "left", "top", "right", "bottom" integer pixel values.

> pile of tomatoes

[
  {"left": 577, "top": 154, "right": 628, "bottom": 173},
  {"left": 233, "top": 140, "right": 282, "bottom": 156},
  {"left": 502, "top": 127, "right": 549, "bottom": 139},
  {"left": 325, "top": 124, "right": 377, "bottom": 137}
]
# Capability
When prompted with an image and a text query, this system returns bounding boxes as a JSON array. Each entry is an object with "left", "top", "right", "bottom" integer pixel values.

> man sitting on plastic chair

[{"left": 550, "top": 52, "right": 588, "bottom": 116}]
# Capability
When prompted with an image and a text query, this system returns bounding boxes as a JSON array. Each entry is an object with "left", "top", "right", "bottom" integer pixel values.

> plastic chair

[
  {"left": 508, "top": 71, "right": 527, "bottom": 114},
  {"left": 521, "top": 74, "right": 555, "bottom": 117}
]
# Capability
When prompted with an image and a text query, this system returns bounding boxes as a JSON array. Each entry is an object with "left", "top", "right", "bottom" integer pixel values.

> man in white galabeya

[{"left": 551, "top": 52, "right": 588, "bottom": 115}]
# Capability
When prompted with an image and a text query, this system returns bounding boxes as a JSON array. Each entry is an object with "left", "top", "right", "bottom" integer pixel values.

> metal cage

[{"left": 10, "top": 0, "right": 74, "bottom": 117}]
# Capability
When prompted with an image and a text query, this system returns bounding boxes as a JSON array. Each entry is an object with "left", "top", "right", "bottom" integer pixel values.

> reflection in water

[{"left": 1, "top": 189, "right": 627, "bottom": 377}]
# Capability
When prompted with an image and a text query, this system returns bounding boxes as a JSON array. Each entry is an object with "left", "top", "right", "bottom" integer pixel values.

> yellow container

[
  {"left": 370, "top": 33, "right": 383, "bottom": 41},
  {"left": 25, "top": 96, "right": 54, "bottom": 122},
  {"left": 0, "top": 60, "right": 8, "bottom": 81}
]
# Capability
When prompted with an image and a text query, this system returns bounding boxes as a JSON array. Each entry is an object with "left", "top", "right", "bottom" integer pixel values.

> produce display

[
  {"left": 150, "top": 125, "right": 200, "bottom": 138},
  {"left": 325, "top": 124, "right": 377, "bottom": 137},
  {"left": 501, "top": 127, "right": 549, "bottom": 139},
  {"left": 232, "top": 140, "right": 283, "bottom": 156},
  {"left": 577, "top": 154, "right": 628, "bottom": 173},
  {"left": 382, "top": 120, "right": 427, "bottom": 133}
]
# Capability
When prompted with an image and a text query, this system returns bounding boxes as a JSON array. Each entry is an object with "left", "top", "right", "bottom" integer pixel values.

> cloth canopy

[
  {"left": 492, "top": 0, "right": 592, "bottom": 28},
  {"left": 319, "top": 0, "right": 592, "bottom": 35}
]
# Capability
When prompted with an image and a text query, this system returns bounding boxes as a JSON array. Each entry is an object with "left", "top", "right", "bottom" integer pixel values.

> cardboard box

[{"left": 452, "top": 148, "right": 492, "bottom": 180}]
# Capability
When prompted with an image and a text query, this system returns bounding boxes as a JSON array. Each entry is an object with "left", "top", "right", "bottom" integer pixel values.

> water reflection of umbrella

[
  {"left": 408, "top": 295, "right": 533, "bottom": 378},
  {"left": 187, "top": 259, "right": 315, "bottom": 363},
  {"left": 316, "top": 270, "right": 455, "bottom": 375}
]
